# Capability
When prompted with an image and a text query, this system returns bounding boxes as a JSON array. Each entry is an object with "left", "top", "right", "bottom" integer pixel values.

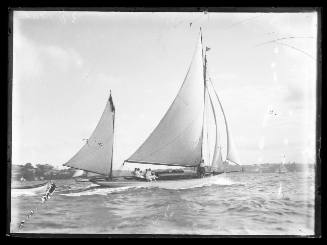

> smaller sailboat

[
  {"left": 63, "top": 91, "right": 116, "bottom": 182},
  {"left": 276, "top": 155, "right": 288, "bottom": 174}
]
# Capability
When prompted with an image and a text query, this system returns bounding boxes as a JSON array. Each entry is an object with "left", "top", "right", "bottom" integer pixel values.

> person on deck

[
  {"left": 151, "top": 170, "right": 158, "bottom": 181},
  {"left": 134, "top": 168, "right": 144, "bottom": 179},
  {"left": 197, "top": 160, "right": 206, "bottom": 178},
  {"left": 41, "top": 181, "right": 56, "bottom": 203},
  {"left": 145, "top": 169, "right": 156, "bottom": 182}
]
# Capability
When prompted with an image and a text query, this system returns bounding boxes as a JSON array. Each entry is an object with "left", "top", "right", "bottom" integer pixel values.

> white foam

[
  {"left": 160, "top": 174, "right": 237, "bottom": 190},
  {"left": 59, "top": 185, "right": 139, "bottom": 197},
  {"left": 59, "top": 174, "right": 238, "bottom": 196},
  {"left": 11, "top": 185, "right": 48, "bottom": 198}
]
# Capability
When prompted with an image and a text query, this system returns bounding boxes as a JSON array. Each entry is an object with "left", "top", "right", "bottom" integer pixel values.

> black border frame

[{"left": 5, "top": 5, "right": 324, "bottom": 239}]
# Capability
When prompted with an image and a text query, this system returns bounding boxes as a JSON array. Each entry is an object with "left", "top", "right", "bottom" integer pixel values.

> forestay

[
  {"left": 64, "top": 94, "right": 115, "bottom": 176},
  {"left": 126, "top": 35, "right": 205, "bottom": 167}
]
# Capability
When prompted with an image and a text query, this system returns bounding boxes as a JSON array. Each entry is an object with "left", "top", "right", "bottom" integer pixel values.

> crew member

[{"left": 41, "top": 181, "right": 56, "bottom": 203}]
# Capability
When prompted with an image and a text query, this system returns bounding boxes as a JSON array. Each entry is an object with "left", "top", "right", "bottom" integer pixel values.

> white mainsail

[
  {"left": 126, "top": 35, "right": 205, "bottom": 167},
  {"left": 126, "top": 31, "right": 240, "bottom": 170},
  {"left": 64, "top": 93, "right": 115, "bottom": 176}
]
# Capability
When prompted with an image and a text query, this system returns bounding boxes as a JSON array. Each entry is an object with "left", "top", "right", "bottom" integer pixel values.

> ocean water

[{"left": 10, "top": 171, "right": 315, "bottom": 235}]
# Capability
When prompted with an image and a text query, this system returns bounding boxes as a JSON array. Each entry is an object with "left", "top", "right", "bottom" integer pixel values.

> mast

[
  {"left": 200, "top": 27, "right": 206, "bottom": 165},
  {"left": 109, "top": 90, "right": 115, "bottom": 179}
]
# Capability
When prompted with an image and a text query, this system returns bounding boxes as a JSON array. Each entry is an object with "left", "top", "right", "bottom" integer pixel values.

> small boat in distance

[{"left": 276, "top": 155, "right": 288, "bottom": 174}]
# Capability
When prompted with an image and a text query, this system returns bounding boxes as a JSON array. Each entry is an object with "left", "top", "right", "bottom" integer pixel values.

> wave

[
  {"left": 59, "top": 185, "right": 141, "bottom": 197},
  {"left": 11, "top": 185, "right": 48, "bottom": 198},
  {"left": 157, "top": 174, "right": 241, "bottom": 190}
]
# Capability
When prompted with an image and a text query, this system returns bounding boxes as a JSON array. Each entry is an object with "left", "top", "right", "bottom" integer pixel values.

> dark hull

[{"left": 92, "top": 172, "right": 225, "bottom": 188}]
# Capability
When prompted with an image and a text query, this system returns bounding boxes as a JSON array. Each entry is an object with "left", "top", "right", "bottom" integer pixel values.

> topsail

[
  {"left": 207, "top": 79, "right": 240, "bottom": 165},
  {"left": 64, "top": 93, "right": 115, "bottom": 177}
]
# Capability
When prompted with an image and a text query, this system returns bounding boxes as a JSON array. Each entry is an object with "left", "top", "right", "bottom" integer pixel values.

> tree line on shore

[{"left": 12, "top": 163, "right": 76, "bottom": 181}]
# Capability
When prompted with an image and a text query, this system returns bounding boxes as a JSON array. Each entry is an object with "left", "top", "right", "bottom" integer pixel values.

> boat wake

[
  {"left": 11, "top": 185, "right": 48, "bottom": 198},
  {"left": 157, "top": 174, "right": 238, "bottom": 190},
  {"left": 59, "top": 174, "right": 238, "bottom": 196},
  {"left": 59, "top": 185, "right": 138, "bottom": 197}
]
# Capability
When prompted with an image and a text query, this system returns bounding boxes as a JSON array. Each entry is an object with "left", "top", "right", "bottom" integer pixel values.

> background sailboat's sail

[
  {"left": 207, "top": 79, "right": 241, "bottom": 165},
  {"left": 72, "top": 169, "right": 85, "bottom": 178},
  {"left": 64, "top": 94, "right": 115, "bottom": 176},
  {"left": 206, "top": 86, "right": 224, "bottom": 170},
  {"left": 126, "top": 36, "right": 205, "bottom": 167},
  {"left": 202, "top": 88, "right": 213, "bottom": 167}
]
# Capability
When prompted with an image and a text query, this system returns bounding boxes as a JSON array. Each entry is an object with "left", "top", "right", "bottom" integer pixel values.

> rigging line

[
  {"left": 274, "top": 41, "right": 314, "bottom": 59},
  {"left": 254, "top": 36, "right": 314, "bottom": 47},
  {"left": 224, "top": 14, "right": 266, "bottom": 30}
]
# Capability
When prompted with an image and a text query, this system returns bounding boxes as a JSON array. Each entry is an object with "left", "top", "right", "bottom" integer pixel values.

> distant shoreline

[{"left": 11, "top": 163, "right": 314, "bottom": 181}]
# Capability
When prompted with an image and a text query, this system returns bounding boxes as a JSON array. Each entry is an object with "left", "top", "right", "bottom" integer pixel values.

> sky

[{"left": 12, "top": 11, "right": 317, "bottom": 170}]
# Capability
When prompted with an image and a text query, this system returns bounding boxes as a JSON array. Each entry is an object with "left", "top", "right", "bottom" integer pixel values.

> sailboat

[
  {"left": 63, "top": 91, "right": 116, "bottom": 182},
  {"left": 276, "top": 155, "right": 288, "bottom": 174},
  {"left": 89, "top": 29, "right": 241, "bottom": 188}
]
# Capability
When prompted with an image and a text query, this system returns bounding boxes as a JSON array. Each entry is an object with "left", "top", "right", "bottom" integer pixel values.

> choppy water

[{"left": 10, "top": 171, "right": 315, "bottom": 235}]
